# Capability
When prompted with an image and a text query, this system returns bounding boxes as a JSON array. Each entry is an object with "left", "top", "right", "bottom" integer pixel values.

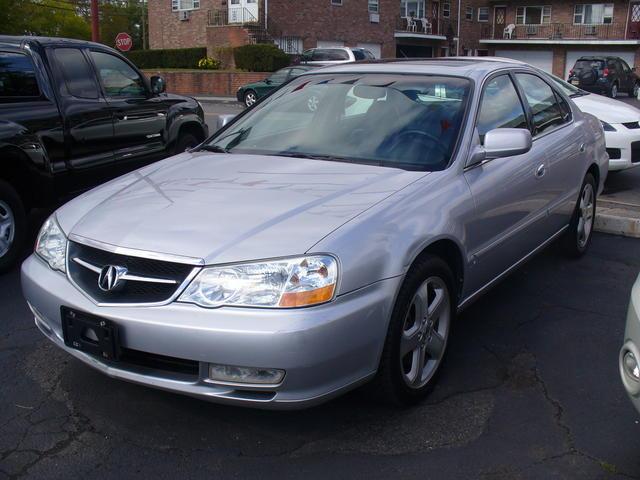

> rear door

[
  {"left": 88, "top": 50, "right": 169, "bottom": 166},
  {"left": 464, "top": 73, "right": 550, "bottom": 287}
]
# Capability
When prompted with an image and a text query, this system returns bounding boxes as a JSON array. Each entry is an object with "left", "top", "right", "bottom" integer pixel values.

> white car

[
  {"left": 552, "top": 77, "right": 640, "bottom": 171},
  {"left": 300, "top": 47, "right": 375, "bottom": 65}
]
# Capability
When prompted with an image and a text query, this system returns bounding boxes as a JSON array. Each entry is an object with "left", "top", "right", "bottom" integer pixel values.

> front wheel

[
  {"left": 244, "top": 90, "right": 257, "bottom": 108},
  {"left": 370, "top": 255, "right": 455, "bottom": 405},
  {"left": 0, "top": 180, "right": 26, "bottom": 274},
  {"left": 174, "top": 133, "right": 199, "bottom": 154},
  {"left": 563, "top": 173, "right": 596, "bottom": 258},
  {"left": 631, "top": 82, "right": 639, "bottom": 98}
]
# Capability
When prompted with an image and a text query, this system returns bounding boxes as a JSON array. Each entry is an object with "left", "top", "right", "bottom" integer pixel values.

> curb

[{"left": 595, "top": 200, "right": 640, "bottom": 238}]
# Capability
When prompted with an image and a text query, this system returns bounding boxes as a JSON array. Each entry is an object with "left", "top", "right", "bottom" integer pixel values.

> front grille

[
  {"left": 624, "top": 121, "right": 640, "bottom": 130},
  {"left": 119, "top": 348, "right": 200, "bottom": 376},
  {"left": 606, "top": 147, "right": 621, "bottom": 160},
  {"left": 633, "top": 142, "right": 640, "bottom": 164},
  {"left": 68, "top": 241, "right": 196, "bottom": 304}
]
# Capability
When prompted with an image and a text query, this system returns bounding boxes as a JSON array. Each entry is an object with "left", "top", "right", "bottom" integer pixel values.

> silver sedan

[{"left": 22, "top": 59, "right": 608, "bottom": 409}]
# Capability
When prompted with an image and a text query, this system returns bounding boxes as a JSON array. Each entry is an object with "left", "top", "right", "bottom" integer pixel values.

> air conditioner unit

[
  {"left": 179, "top": 10, "right": 190, "bottom": 21},
  {"left": 369, "top": 13, "right": 380, "bottom": 23}
]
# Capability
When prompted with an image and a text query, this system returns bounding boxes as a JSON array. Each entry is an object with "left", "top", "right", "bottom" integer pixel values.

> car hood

[
  {"left": 572, "top": 93, "right": 640, "bottom": 124},
  {"left": 57, "top": 153, "right": 425, "bottom": 265}
]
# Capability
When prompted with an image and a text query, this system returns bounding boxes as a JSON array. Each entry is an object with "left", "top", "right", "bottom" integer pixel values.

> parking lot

[{"left": 2, "top": 97, "right": 640, "bottom": 479}]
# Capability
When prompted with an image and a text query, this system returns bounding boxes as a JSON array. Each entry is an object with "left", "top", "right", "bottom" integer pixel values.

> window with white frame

[
  {"left": 331, "top": 0, "right": 343, "bottom": 5},
  {"left": 478, "top": 6, "right": 489, "bottom": 22},
  {"left": 516, "top": 6, "right": 551, "bottom": 24},
  {"left": 465, "top": 6, "right": 473, "bottom": 20},
  {"left": 368, "top": 0, "right": 379, "bottom": 13},
  {"left": 443, "top": 1, "right": 450, "bottom": 18},
  {"left": 172, "top": 0, "right": 200, "bottom": 11},
  {"left": 574, "top": 4, "right": 613, "bottom": 24}
]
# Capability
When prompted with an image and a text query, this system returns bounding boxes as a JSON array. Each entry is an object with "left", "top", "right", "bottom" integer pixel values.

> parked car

[
  {"left": 0, "top": 35, "right": 208, "bottom": 272},
  {"left": 549, "top": 75, "right": 640, "bottom": 172},
  {"left": 567, "top": 56, "right": 639, "bottom": 98},
  {"left": 300, "top": 47, "right": 376, "bottom": 65},
  {"left": 22, "top": 58, "right": 608, "bottom": 409},
  {"left": 620, "top": 274, "right": 640, "bottom": 415},
  {"left": 236, "top": 65, "right": 315, "bottom": 107}
]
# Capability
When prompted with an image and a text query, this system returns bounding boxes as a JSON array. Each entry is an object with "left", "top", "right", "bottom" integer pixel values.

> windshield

[{"left": 205, "top": 74, "right": 471, "bottom": 171}]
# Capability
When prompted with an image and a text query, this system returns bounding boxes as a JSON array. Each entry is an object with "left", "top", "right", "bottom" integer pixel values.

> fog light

[
  {"left": 208, "top": 364, "right": 285, "bottom": 385},
  {"left": 624, "top": 352, "right": 640, "bottom": 381}
]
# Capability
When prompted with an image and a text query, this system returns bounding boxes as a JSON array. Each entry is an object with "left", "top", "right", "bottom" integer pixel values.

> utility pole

[
  {"left": 142, "top": 0, "right": 148, "bottom": 50},
  {"left": 91, "top": 0, "right": 100, "bottom": 42}
]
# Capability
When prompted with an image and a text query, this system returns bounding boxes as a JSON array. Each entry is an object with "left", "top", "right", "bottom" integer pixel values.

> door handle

[
  {"left": 116, "top": 114, "right": 128, "bottom": 121},
  {"left": 535, "top": 164, "right": 546, "bottom": 178}
]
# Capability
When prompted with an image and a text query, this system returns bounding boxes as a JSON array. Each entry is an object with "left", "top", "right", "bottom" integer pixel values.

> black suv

[
  {"left": 567, "top": 56, "right": 639, "bottom": 98},
  {"left": 0, "top": 36, "right": 208, "bottom": 272}
]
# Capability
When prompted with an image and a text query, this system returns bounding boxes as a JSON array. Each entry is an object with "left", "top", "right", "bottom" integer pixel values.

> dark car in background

[
  {"left": 0, "top": 35, "right": 208, "bottom": 272},
  {"left": 568, "top": 56, "right": 640, "bottom": 98},
  {"left": 236, "top": 65, "right": 315, "bottom": 107}
]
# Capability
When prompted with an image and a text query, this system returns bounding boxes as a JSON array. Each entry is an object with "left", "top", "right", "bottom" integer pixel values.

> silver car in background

[
  {"left": 620, "top": 274, "right": 640, "bottom": 414},
  {"left": 22, "top": 59, "right": 608, "bottom": 409}
]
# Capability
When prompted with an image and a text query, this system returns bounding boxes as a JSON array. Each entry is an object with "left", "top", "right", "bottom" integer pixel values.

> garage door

[
  {"left": 565, "top": 50, "right": 636, "bottom": 80},
  {"left": 317, "top": 40, "right": 345, "bottom": 48},
  {"left": 357, "top": 42, "right": 382, "bottom": 59},
  {"left": 495, "top": 50, "right": 553, "bottom": 73}
]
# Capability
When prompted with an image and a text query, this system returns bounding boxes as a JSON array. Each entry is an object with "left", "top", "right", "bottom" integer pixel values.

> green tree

[{"left": 0, "top": 0, "right": 91, "bottom": 39}]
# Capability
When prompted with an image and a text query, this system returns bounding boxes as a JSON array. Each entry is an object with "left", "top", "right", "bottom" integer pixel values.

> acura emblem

[{"left": 98, "top": 265, "right": 128, "bottom": 292}]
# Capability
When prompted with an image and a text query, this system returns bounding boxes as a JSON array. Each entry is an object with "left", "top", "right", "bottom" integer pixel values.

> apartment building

[
  {"left": 460, "top": 1, "right": 640, "bottom": 77},
  {"left": 148, "top": 0, "right": 462, "bottom": 59}
]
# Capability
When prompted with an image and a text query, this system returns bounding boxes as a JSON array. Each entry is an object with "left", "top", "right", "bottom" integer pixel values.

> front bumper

[
  {"left": 604, "top": 128, "right": 640, "bottom": 171},
  {"left": 620, "top": 274, "right": 640, "bottom": 414},
  {"left": 22, "top": 254, "right": 400, "bottom": 409}
]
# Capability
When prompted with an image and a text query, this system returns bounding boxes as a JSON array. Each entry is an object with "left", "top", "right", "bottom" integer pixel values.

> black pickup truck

[{"left": 0, "top": 36, "right": 208, "bottom": 272}]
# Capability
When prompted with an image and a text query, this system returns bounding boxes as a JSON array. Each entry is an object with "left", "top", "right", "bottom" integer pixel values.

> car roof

[
  {"left": 302, "top": 57, "right": 530, "bottom": 78},
  {"left": 0, "top": 35, "right": 117, "bottom": 53}
]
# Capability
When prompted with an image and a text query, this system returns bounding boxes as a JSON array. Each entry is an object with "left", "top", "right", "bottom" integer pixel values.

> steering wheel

[{"left": 385, "top": 129, "right": 449, "bottom": 162}]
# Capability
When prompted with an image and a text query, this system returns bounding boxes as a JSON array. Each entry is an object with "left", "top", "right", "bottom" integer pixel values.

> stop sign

[{"left": 115, "top": 32, "right": 132, "bottom": 52}]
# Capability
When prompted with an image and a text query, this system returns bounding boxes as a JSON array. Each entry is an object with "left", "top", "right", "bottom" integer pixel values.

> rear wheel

[
  {"left": 563, "top": 173, "right": 596, "bottom": 258},
  {"left": 244, "top": 90, "right": 257, "bottom": 108},
  {"left": 370, "top": 255, "right": 455, "bottom": 405},
  {"left": 609, "top": 82, "right": 619, "bottom": 98},
  {"left": 0, "top": 180, "right": 26, "bottom": 274}
]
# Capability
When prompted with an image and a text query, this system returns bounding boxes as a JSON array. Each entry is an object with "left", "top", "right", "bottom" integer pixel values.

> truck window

[
  {"left": 0, "top": 52, "right": 40, "bottom": 100},
  {"left": 89, "top": 51, "right": 146, "bottom": 98},
  {"left": 53, "top": 48, "right": 99, "bottom": 99}
]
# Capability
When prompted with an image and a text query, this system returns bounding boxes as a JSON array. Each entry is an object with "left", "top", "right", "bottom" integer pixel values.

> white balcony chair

[
  {"left": 405, "top": 16, "right": 417, "bottom": 32},
  {"left": 503, "top": 23, "right": 516, "bottom": 39},
  {"left": 421, "top": 18, "right": 432, "bottom": 34}
]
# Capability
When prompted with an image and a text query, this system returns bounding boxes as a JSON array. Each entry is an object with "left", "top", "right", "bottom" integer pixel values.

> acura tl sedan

[{"left": 22, "top": 59, "right": 608, "bottom": 409}]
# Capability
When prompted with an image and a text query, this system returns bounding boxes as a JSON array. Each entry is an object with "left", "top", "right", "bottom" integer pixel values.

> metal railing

[
  {"left": 208, "top": 7, "right": 258, "bottom": 27},
  {"left": 481, "top": 22, "right": 628, "bottom": 41},
  {"left": 395, "top": 16, "right": 454, "bottom": 37}
]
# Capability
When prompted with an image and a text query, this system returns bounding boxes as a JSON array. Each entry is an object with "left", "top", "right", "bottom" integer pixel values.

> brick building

[{"left": 148, "top": 0, "right": 640, "bottom": 77}]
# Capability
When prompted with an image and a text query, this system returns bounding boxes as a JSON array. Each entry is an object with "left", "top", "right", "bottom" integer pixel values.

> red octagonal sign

[{"left": 115, "top": 32, "right": 132, "bottom": 52}]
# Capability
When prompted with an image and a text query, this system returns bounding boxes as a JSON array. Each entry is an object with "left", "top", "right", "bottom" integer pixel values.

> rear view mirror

[
  {"left": 216, "top": 114, "right": 236, "bottom": 131},
  {"left": 150, "top": 76, "right": 166, "bottom": 95},
  {"left": 468, "top": 128, "right": 532, "bottom": 167}
]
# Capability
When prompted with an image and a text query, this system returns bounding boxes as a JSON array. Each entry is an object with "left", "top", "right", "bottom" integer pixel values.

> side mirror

[
  {"left": 150, "top": 76, "right": 166, "bottom": 95},
  {"left": 216, "top": 114, "right": 236, "bottom": 131},
  {"left": 468, "top": 128, "right": 532, "bottom": 167}
]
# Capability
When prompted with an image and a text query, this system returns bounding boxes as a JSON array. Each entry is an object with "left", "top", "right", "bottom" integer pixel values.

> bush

[
  {"left": 197, "top": 57, "right": 221, "bottom": 70},
  {"left": 233, "top": 44, "right": 290, "bottom": 72},
  {"left": 125, "top": 47, "right": 207, "bottom": 69}
]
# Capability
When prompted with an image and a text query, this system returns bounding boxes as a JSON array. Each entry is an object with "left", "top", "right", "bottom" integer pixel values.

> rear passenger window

[
  {"left": 0, "top": 52, "right": 40, "bottom": 99},
  {"left": 476, "top": 74, "right": 527, "bottom": 144},
  {"left": 54, "top": 48, "right": 99, "bottom": 99},
  {"left": 515, "top": 73, "right": 567, "bottom": 136}
]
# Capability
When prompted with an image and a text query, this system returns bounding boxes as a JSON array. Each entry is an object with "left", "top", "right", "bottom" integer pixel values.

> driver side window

[
  {"left": 476, "top": 74, "right": 528, "bottom": 144},
  {"left": 89, "top": 51, "right": 146, "bottom": 98}
]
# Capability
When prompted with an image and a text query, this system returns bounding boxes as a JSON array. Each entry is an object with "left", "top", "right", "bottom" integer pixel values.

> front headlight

[
  {"left": 179, "top": 255, "right": 338, "bottom": 308},
  {"left": 35, "top": 215, "right": 67, "bottom": 273},
  {"left": 601, "top": 121, "right": 617, "bottom": 132}
]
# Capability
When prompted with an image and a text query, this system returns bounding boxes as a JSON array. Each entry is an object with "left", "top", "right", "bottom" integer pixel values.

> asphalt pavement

[{"left": 2, "top": 232, "right": 640, "bottom": 479}]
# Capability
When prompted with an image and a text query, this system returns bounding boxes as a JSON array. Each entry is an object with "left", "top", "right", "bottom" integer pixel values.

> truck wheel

[
  {"left": 0, "top": 180, "right": 26, "bottom": 274},
  {"left": 631, "top": 82, "right": 639, "bottom": 98},
  {"left": 174, "top": 133, "right": 199, "bottom": 154},
  {"left": 563, "top": 173, "right": 596, "bottom": 258},
  {"left": 608, "top": 82, "right": 619, "bottom": 98},
  {"left": 369, "top": 254, "right": 455, "bottom": 405}
]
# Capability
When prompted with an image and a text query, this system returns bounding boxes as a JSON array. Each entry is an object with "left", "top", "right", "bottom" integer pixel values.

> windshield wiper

[
  {"left": 274, "top": 151, "right": 354, "bottom": 163},
  {"left": 198, "top": 144, "right": 230, "bottom": 153}
]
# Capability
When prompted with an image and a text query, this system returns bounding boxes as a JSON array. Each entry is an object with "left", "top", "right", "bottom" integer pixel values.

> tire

[
  {"left": 174, "top": 133, "right": 199, "bottom": 154},
  {"left": 608, "top": 82, "right": 618, "bottom": 98},
  {"left": 370, "top": 254, "right": 455, "bottom": 406},
  {"left": 563, "top": 173, "right": 596, "bottom": 258},
  {"left": 0, "top": 180, "right": 26, "bottom": 274},
  {"left": 631, "top": 82, "right": 639, "bottom": 99},
  {"left": 244, "top": 90, "right": 257, "bottom": 108}
]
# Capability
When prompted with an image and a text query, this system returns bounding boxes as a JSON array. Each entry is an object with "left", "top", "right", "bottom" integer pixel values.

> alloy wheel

[
  {"left": 245, "top": 92, "right": 257, "bottom": 107},
  {"left": 0, "top": 200, "right": 15, "bottom": 258},
  {"left": 634, "top": 83, "right": 639, "bottom": 98},
  {"left": 577, "top": 182, "right": 595, "bottom": 248},
  {"left": 400, "top": 276, "right": 451, "bottom": 389},
  {"left": 611, "top": 84, "right": 618, "bottom": 98}
]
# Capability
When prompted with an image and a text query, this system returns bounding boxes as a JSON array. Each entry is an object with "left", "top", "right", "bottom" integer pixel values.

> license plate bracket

[{"left": 61, "top": 307, "right": 121, "bottom": 361}]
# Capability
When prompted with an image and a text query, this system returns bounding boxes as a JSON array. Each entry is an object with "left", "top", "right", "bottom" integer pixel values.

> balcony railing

[
  {"left": 481, "top": 22, "right": 628, "bottom": 41},
  {"left": 396, "top": 16, "right": 454, "bottom": 38},
  {"left": 208, "top": 7, "right": 258, "bottom": 27}
]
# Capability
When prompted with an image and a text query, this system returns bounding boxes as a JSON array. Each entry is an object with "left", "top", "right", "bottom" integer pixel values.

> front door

[
  {"left": 89, "top": 50, "right": 169, "bottom": 173},
  {"left": 494, "top": 6, "right": 506, "bottom": 39},
  {"left": 628, "top": 2, "right": 640, "bottom": 38},
  {"left": 229, "top": 0, "right": 259, "bottom": 23},
  {"left": 431, "top": 2, "right": 440, "bottom": 34}
]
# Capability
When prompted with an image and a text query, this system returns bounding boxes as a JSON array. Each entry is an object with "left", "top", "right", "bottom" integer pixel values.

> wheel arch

[{"left": 0, "top": 146, "right": 38, "bottom": 208}]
